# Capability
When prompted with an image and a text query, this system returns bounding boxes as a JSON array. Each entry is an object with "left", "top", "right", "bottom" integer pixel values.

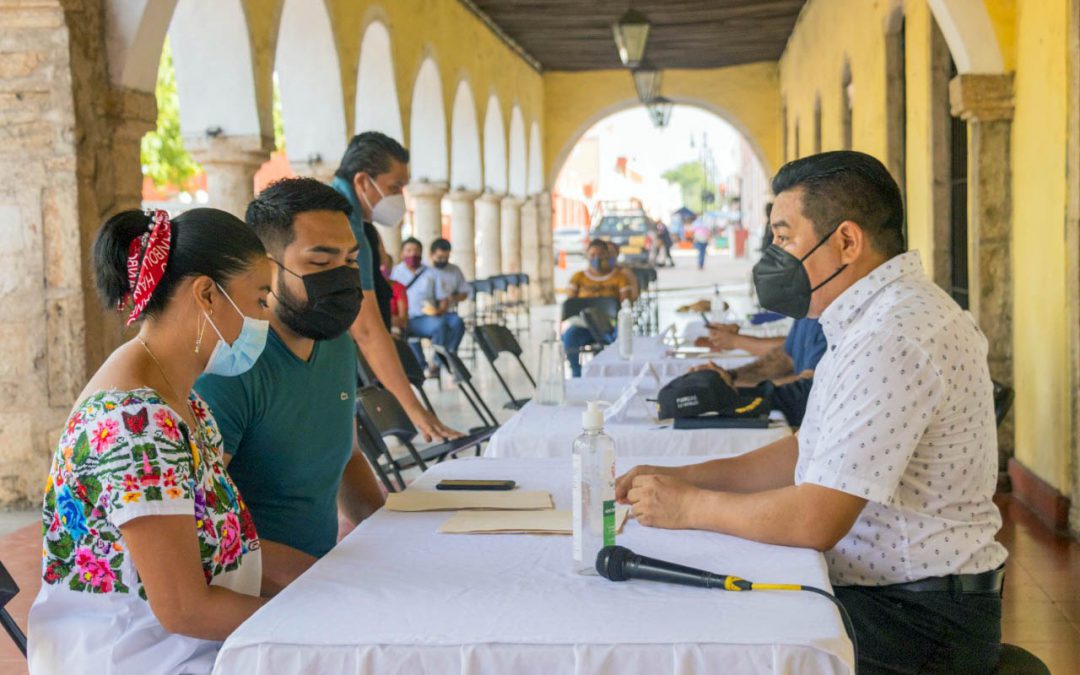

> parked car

[
  {"left": 589, "top": 212, "right": 652, "bottom": 265},
  {"left": 552, "top": 227, "right": 588, "bottom": 257}
]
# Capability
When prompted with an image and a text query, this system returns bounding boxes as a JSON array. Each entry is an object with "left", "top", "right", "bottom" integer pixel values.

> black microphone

[{"left": 596, "top": 545, "right": 751, "bottom": 591}]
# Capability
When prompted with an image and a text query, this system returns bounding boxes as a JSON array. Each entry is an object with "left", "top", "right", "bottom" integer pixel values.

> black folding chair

[
  {"left": 0, "top": 561, "right": 26, "bottom": 657},
  {"left": 993, "top": 380, "right": 1014, "bottom": 427},
  {"left": 560, "top": 297, "right": 620, "bottom": 362},
  {"left": 471, "top": 278, "right": 497, "bottom": 327},
  {"left": 355, "top": 386, "right": 497, "bottom": 491},
  {"left": 473, "top": 324, "right": 535, "bottom": 410},
  {"left": 489, "top": 275, "right": 511, "bottom": 327},
  {"left": 432, "top": 344, "right": 501, "bottom": 433},
  {"left": 354, "top": 416, "right": 399, "bottom": 493},
  {"left": 356, "top": 340, "right": 438, "bottom": 415}
]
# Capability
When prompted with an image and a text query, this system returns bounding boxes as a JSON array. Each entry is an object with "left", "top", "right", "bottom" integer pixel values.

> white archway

[
  {"left": 926, "top": 0, "right": 1005, "bottom": 74},
  {"left": 527, "top": 121, "right": 544, "bottom": 193},
  {"left": 356, "top": 21, "right": 404, "bottom": 140},
  {"left": 409, "top": 58, "right": 448, "bottom": 182},
  {"left": 547, "top": 96, "right": 773, "bottom": 187},
  {"left": 450, "top": 79, "right": 483, "bottom": 191},
  {"left": 508, "top": 106, "right": 528, "bottom": 197},
  {"left": 483, "top": 94, "right": 507, "bottom": 193},
  {"left": 104, "top": 0, "right": 177, "bottom": 93},
  {"left": 169, "top": 0, "right": 261, "bottom": 138},
  {"left": 275, "top": 0, "right": 348, "bottom": 167}
]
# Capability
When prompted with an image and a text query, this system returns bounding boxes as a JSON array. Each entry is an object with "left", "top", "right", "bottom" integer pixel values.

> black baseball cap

[{"left": 656, "top": 370, "right": 771, "bottom": 420}]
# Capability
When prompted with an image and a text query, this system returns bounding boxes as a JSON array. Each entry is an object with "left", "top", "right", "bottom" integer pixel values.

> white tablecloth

[
  {"left": 484, "top": 377, "right": 789, "bottom": 459},
  {"left": 214, "top": 457, "right": 853, "bottom": 675},
  {"left": 681, "top": 317, "right": 796, "bottom": 344},
  {"left": 582, "top": 335, "right": 755, "bottom": 378}
]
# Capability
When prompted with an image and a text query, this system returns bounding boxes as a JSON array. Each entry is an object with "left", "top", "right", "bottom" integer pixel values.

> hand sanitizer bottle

[
  {"left": 572, "top": 401, "right": 616, "bottom": 575},
  {"left": 617, "top": 299, "right": 634, "bottom": 359}
]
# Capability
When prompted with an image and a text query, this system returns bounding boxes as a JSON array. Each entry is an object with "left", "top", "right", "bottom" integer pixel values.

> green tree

[
  {"left": 140, "top": 38, "right": 201, "bottom": 191},
  {"left": 661, "top": 161, "right": 714, "bottom": 213}
]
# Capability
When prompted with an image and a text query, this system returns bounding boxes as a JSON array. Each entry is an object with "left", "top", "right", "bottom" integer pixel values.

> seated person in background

[
  {"left": 562, "top": 239, "right": 634, "bottom": 377},
  {"left": 30, "top": 208, "right": 272, "bottom": 673},
  {"left": 617, "top": 151, "right": 1007, "bottom": 674},
  {"left": 428, "top": 237, "right": 471, "bottom": 310},
  {"left": 608, "top": 240, "right": 640, "bottom": 301},
  {"left": 381, "top": 251, "right": 409, "bottom": 337},
  {"left": 391, "top": 237, "right": 466, "bottom": 378},
  {"left": 196, "top": 178, "right": 385, "bottom": 589},
  {"left": 693, "top": 318, "right": 826, "bottom": 426}
]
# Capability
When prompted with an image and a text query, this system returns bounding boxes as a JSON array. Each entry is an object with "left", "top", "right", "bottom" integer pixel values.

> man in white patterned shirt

[{"left": 617, "top": 151, "right": 1008, "bottom": 673}]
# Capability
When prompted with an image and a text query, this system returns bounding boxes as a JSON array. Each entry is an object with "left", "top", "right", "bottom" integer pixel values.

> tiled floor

[{"left": 3, "top": 252, "right": 1077, "bottom": 673}]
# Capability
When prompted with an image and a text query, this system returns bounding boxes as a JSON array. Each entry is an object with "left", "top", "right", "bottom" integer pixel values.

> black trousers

[{"left": 835, "top": 585, "right": 1002, "bottom": 674}]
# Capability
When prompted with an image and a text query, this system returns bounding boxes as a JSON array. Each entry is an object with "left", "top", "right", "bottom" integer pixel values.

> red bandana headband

[{"left": 123, "top": 209, "right": 172, "bottom": 326}]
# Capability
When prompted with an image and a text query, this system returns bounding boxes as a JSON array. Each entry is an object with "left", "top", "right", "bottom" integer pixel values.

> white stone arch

[
  {"left": 450, "top": 78, "right": 483, "bottom": 191},
  {"left": 409, "top": 57, "right": 448, "bottom": 183},
  {"left": 527, "top": 121, "right": 543, "bottom": 193},
  {"left": 926, "top": 0, "right": 1005, "bottom": 74},
  {"left": 507, "top": 106, "right": 528, "bottom": 197},
  {"left": 169, "top": 0, "right": 261, "bottom": 138},
  {"left": 275, "top": 0, "right": 348, "bottom": 167},
  {"left": 355, "top": 20, "right": 404, "bottom": 140},
  {"left": 547, "top": 97, "right": 773, "bottom": 187},
  {"left": 104, "top": 0, "right": 178, "bottom": 92},
  {"left": 482, "top": 93, "right": 507, "bottom": 193}
]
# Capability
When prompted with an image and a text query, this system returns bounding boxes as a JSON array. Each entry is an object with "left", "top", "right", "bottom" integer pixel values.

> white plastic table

[{"left": 213, "top": 457, "right": 854, "bottom": 675}]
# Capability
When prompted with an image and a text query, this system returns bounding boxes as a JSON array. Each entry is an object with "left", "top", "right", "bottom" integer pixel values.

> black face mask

[
  {"left": 272, "top": 262, "right": 362, "bottom": 340},
  {"left": 752, "top": 226, "right": 848, "bottom": 319},
  {"left": 433, "top": 260, "right": 449, "bottom": 269}
]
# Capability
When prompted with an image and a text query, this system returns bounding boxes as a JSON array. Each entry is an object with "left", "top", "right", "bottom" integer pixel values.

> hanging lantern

[
  {"left": 612, "top": 9, "right": 650, "bottom": 67},
  {"left": 632, "top": 62, "right": 662, "bottom": 102},
  {"left": 646, "top": 96, "right": 674, "bottom": 128}
]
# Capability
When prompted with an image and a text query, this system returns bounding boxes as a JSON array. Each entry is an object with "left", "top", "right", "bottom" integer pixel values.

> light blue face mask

[{"left": 202, "top": 284, "right": 269, "bottom": 377}]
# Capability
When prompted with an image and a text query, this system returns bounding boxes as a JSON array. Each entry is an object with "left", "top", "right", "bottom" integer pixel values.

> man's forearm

[
  {"left": 731, "top": 335, "right": 786, "bottom": 357},
  {"left": 678, "top": 434, "right": 798, "bottom": 493},
  {"left": 732, "top": 347, "right": 795, "bottom": 384},
  {"left": 349, "top": 292, "right": 425, "bottom": 414},
  {"left": 338, "top": 450, "right": 386, "bottom": 525}
]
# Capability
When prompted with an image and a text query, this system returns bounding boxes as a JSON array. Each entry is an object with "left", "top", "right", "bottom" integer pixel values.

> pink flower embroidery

[
  {"left": 153, "top": 408, "right": 181, "bottom": 442},
  {"left": 90, "top": 418, "right": 119, "bottom": 454},
  {"left": 75, "top": 547, "right": 116, "bottom": 592},
  {"left": 218, "top": 512, "right": 242, "bottom": 568},
  {"left": 66, "top": 412, "right": 83, "bottom": 435}
]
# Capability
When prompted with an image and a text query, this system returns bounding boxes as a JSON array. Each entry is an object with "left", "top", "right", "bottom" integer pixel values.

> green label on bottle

[{"left": 602, "top": 499, "right": 616, "bottom": 546}]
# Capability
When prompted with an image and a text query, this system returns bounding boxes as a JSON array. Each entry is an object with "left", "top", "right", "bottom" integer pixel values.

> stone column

[
  {"left": 108, "top": 89, "right": 158, "bottom": 212},
  {"left": 500, "top": 195, "right": 524, "bottom": 274},
  {"left": 536, "top": 191, "right": 555, "bottom": 302},
  {"left": 449, "top": 189, "right": 481, "bottom": 279},
  {"left": 520, "top": 197, "right": 542, "bottom": 301},
  {"left": 187, "top": 134, "right": 271, "bottom": 219},
  {"left": 475, "top": 192, "right": 503, "bottom": 279},
  {"left": 408, "top": 181, "right": 448, "bottom": 247},
  {"left": 950, "top": 73, "right": 1014, "bottom": 465}
]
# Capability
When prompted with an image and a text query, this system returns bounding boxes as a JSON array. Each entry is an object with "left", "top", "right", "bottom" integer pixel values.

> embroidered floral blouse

[{"left": 28, "top": 388, "right": 262, "bottom": 675}]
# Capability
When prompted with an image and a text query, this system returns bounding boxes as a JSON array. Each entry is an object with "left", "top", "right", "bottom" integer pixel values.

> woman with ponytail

[{"left": 28, "top": 208, "right": 274, "bottom": 674}]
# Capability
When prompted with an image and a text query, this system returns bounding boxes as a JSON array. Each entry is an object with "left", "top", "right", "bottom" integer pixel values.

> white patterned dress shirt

[{"left": 795, "top": 251, "right": 1008, "bottom": 586}]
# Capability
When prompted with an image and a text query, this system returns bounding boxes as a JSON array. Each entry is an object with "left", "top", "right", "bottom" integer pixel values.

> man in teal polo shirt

[{"left": 196, "top": 177, "right": 386, "bottom": 591}]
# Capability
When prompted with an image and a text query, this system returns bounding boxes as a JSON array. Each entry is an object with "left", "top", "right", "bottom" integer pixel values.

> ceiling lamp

[
  {"left": 646, "top": 96, "right": 674, "bottom": 128},
  {"left": 612, "top": 9, "right": 650, "bottom": 67},
  {"left": 632, "top": 62, "right": 662, "bottom": 102}
]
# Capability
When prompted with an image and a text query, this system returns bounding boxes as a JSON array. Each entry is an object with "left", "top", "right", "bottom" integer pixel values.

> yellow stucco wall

[
  {"left": 241, "top": 0, "right": 545, "bottom": 183},
  {"left": 542, "top": 63, "right": 781, "bottom": 185},
  {"left": 779, "top": 0, "right": 898, "bottom": 164},
  {"left": 1011, "top": 0, "right": 1071, "bottom": 492},
  {"left": 903, "top": 0, "right": 935, "bottom": 265}
]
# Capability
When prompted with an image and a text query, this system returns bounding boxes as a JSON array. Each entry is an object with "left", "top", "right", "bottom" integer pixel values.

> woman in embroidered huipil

[{"left": 29, "top": 208, "right": 274, "bottom": 674}]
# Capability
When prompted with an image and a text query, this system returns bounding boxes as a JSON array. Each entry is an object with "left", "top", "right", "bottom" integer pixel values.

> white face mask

[{"left": 363, "top": 179, "right": 406, "bottom": 228}]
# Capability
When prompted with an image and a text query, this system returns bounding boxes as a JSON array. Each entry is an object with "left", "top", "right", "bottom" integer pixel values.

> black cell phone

[
  {"left": 699, "top": 312, "right": 714, "bottom": 327},
  {"left": 436, "top": 479, "right": 516, "bottom": 491}
]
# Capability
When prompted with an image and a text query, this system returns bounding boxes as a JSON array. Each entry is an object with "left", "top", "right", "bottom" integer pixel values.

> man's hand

[
  {"left": 408, "top": 407, "right": 462, "bottom": 442},
  {"left": 687, "top": 361, "right": 734, "bottom": 386},
  {"left": 625, "top": 474, "right": 701, "bottom": 529},
  {"left": 616, "top": 464, "right": 680, "bottom": 503},
  {"left": 703, "top": 325, "right": 741, "bottom": 351}
]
